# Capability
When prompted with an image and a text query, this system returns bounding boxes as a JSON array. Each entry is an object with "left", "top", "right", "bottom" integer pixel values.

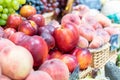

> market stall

[{"left": 0, "top": 0, "right": 120, "bottom": 80}]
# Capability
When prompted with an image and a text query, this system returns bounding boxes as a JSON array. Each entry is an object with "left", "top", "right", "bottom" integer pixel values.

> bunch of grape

[
  {"left": 25, "top": 0, "right": 44, "bottom": 14},
  {"left": 0, "top": 0, "right": 26, "bottom": 26},
  {"left": 41, "top": 0, "right": 60, "bottom": 16}
]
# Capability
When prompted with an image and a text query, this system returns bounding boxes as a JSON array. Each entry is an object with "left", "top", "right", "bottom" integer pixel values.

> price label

[{"left": 109, "top": 34, "right": 120, "bottom": 51}]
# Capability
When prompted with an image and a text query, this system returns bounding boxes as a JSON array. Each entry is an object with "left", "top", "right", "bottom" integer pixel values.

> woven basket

[
  {"left": 79, "top": 67, "right": 93, "bottom": 79},
  {"left": 42, "top": 11, "right": 54, "bottom": 25},
  {"left": 89, "top": 43, "right": 110, "bottom": 69}
]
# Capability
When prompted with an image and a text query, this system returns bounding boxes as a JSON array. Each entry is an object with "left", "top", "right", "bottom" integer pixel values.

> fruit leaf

[{"left": 69, "top": 65, "right": 80, "bottom": 80}]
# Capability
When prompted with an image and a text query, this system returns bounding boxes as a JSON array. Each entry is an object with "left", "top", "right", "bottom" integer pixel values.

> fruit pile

[
  {"left": 0, "top": 1, "right": 120, "bottom": 80},
  {"left": 0, "top": 0, "right": 26, "bottom": 26}
]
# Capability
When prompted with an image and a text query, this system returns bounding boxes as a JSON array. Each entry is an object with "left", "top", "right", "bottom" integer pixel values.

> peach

[
  {"left": 95, "top": 13, "right": 112, "bottom": 27},
  {"left": 77, "top": 36, "right": 89, "bottom": 48},
  {"left": 0, "top": 75, "right": 11, "bottom": 80},
  {"left": 0, "top": 65, "right": 1, "bottom": 76},
  {"left": 25, "top": 71, "right": 53, "bottom": 80},
  {"left": 79, "top": 26, "right": 95, "bottom": 41},
  {"left": 39, "top": 59, "right": 69, "bottom": 80},
  {"left": 61, "top": 13, "right": 81, "bottom": 29},
  {"left": 0, "top": 38, "right": 15, "bottom": 51},
  {"left": 0, "top": 45, "right": 33, "bottom": 80},
  {"left": 89, "top": 36, "right": 104, "bottom": 49}
]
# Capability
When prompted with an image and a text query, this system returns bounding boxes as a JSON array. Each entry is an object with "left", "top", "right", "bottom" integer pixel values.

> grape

[
  {"left": 12, "top": 0, "right": 20, "bottom": 10},
  {"left": 0, "top": 5, "right": 3, "bottom": 12},
  {"left": 25, "top": 0, "right": 44, "bottom": 14},
  {"left": 1, "top": 14, "right": 8, "bottom": 20},
  {"left": 19, "top": 0, "right": 26, "bottom": 4},
  {"left": 0, "top": 19, "right": 6, "bottom": 26},
  {"left": 3, "top": 8, "right": 8, "bottom": 14},
  {"left": 0, "top": 0, "right": 24, "bottom": 26},
  {"left": 0, "top": 0, "right": 4, "bottom": 4}
]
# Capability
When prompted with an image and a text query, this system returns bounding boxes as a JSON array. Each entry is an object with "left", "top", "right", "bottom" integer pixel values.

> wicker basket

[
  {"left": 89, "top": 43, "right": 110, "bottom": 69},
  {"left": 42, "top": 11, "right": 54, "bottom": 25},
  {"left": 79, "top": 67, "right": 93, "bottom": 79}
]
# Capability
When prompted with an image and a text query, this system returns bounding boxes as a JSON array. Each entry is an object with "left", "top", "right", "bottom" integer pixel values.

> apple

[
  {"left": 3, "top": 28, "right": 16, "bottom": 38},
  {"left": 25, "top": 71, "right": 53, "bottom": 80},
  {"left": 18, "top": 20, "right": 38, "bottom": 36},
  {"left": 6, "top": 14, "right": 22, "bottom": 29},
  {"left": 9, "top": 32, "right": 49, "bottom": 69},
  {"left": 27, "top": 14, "right": 45, "bottom": 27},
  {"left": 39, "top": 59, "right": 69, "bottom": 80},
  {"left": 59, "top": 54, "right": 78, "bottom": 72},
  {"left": 9, "top": 32, "right": 30, "bottom": 45},
  {"left": 19, "top": 35, "right": 49, "bottom": 69},
  {"left": 49, "top": 49, "right": 63, "bottom": 59},
  {"left": 20, "top": 5, "right": 36, "bottom": 18},
  {"left": 72, "top": 47, "right": 92, "bottom": 70},
  {"left": 53, "top": 23, "right": 79, "bottom": 52},
  {"left": 0, "top": 45, "right": 33, "bottom": 80}
]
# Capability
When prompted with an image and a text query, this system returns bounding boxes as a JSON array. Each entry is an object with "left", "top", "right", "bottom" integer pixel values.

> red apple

[
  {"left": 53, "top": 23, "right": 79, "bottom": 52},
  {"left": 18, "top": 20, "right": 38, "bottom": 36},
  {"left": 49, "top": 49, "right": 63, "bottom": 59},
  {"left": 72, "top": 47, "right": 92, "bottom": 70},
  {"left": 59, "top": 54, "right": 78, "bottom": 72},
  {"left": 9, "top": 32, "right": 30, "bottom": 45},
  {"left": 9, "top": 33, "right": 49, "bottom": 69},
  {"left": 28, "top": 14, "right": 45, "bottom": 27},
  {"left": 19, "top": 35, "right": 49, "bottom": 69},
  {"left": 3, "top": 28, "right": 16, "bottom": 38},
  {"left": 20, "top": 5, "right": 36, "bottom": 18},
  {"left": 6, "top": 14, "right": 22, "bottom": 29}
]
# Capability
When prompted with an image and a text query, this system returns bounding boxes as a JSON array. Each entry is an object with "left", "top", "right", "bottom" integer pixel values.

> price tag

[{"left": 109, "top": 34, "right": 120, "bottom": 51}]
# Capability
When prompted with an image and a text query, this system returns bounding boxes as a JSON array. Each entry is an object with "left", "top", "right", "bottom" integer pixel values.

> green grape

[
  {"left": 19, "top": 0, "right": 26, "bottom": 4},
  {"left": 3, "top": 8, "right": 8, "bottom": 14},
  {"left": 0, "top": 0, "right": 4, "bottom": 4},
  {"left": 1, "top": 14, "right": 8, "bottom": 20},
  {"left": 8, "top": 8, "right": 15, "bottom": 14},
  {"left": 5, "top": 0, "right": 12, "bottom": 7},
  {"left": 12, "top": 0, "right": 20, "bottom": 10},
  {"left": 5, "top": 0, "right": 12, "bottom": 3},
  {"left": 0, "top": 5, "right": 3, "bottom": 12},
  {"left": 0, "top": 19, "right": 6, "bottom": 26}
]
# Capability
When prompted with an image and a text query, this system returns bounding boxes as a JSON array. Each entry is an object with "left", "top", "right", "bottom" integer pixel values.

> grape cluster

[
  {"left": 0, "top": 0, "right": 26, "bottom": 26},
  {"left": 25, "top": 0, "right": 44, "bottom": 14},
  {"left": 41, "top": 0, "right": 60, "bottom": 16}
]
